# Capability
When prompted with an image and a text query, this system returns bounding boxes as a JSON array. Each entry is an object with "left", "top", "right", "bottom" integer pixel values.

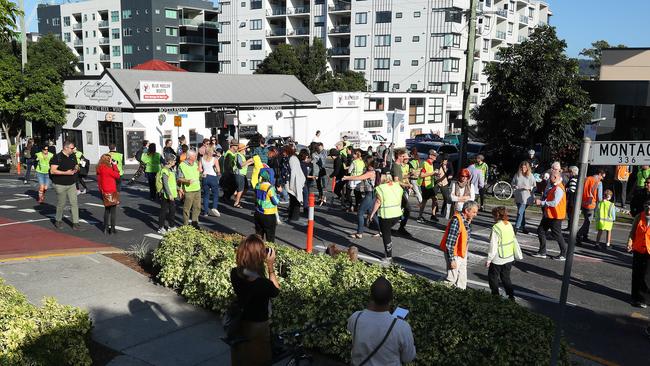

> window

[
  {"left": 250, "top": 0, "right": 262, "bottom": 9},
  {"left": 412, "top": 35, "right": 420, "bottom": 42},
  {"left": 241, "top": 41, "right": 246, "bottom": 47},
  {"left": 123, "top": 28, "right": 132, "bottom": 36},
  {"left": 241, "top": 1, "right": 246, "bottom": 6},
  {"left": 529, "top": 8, "right": 534, "bottom": 18},
  {"left": 250, "top": 40, "right": 262, "bottom": 50},
  {"left": 428, "top": 82, "right": 444, "bottom": 93},
  {"left": 414, "top": 11, "right": 421, "bottom": 18},
  {"left": 63, "top": 16, "right": 70, "bottom": 26},
  {"left": 250, "top": 60, "right": 262, "bottom": 70},
  {"left": 507, "top": 22, "right": 514, "bottom": 35},
  {"left": 392, "top": 83, "right": 400, "bottom": 90},
  {"left": 365, "top": 97, "right": 384, "bottom": 111},
  {"left": 411, "top": 60, "right": 418, "bottom": 66},
  {"left": 373, "top": 81, "right": 389, "bottom": 92},
  {"left": 241, "top": 62, "right": 246, "bottom": 67},
  {"left": 355, "top": 12, "right": 367, "bottom": 24},
  {"left": 155, "top": 9, "right": 160, "bottom": 14},
  {"left": 98, "top": 120, "right": 122, "bottom": 146},
  {"left": 314, "top": 15, "right": 324, "bottom": 27},
  {"left": 165, "top": 27, "right": 178, "bottom": 36},
  {"left": 86, "top": 64, "right": 90, "bottom": 71},
  {"left": 85, "top": 47, "right": 89, "bottom": 54},
  {"left": 92, "top": 13, "right": 95, "bottom": 21},
  {"left": 364, "top": 120, "right": 383, "bottom": 128},
  {"left": 92, "top": 30, "right": 96, "bottom": 38},
  {"left": 83, "top": 14, "right": 87, "bottom": 22},
  {"left": 123, "top": 45, "right": 133, "bottom": 54},
  {"left": 85, "top": 31, "right": 88, "bottom": 38},
  {"left": 445, "top": 11, "right": 461, "bottom": 23},
  {"left": 447, "top": 83, "right": 458, "bottom": 96},
  {"left": 509, "top": 1, "right": 515, "bottom": 13},
  {"left": 354, "top": 35, "right": 366, "bottom": 47},
  {"left": 93, "top": 47, "right": 97, "bottom": 54},
  {"left": 393, "top": 59, "right": 401, "bottom": 66},
  {"left": 354, "top": 58, "right": 366, "bottom": 70},
  {"left": 165, "top": 9, "right": 178, "bottom": 19},
  {"left": 166, "top": 45, "right": 179, "bottom": 54},
  {"left": 374, "top": 58, "right": 390, "bottom": 69},
  {"left": 395, "top": 12, "right": 402, "bottom": 18},
  {"left": 250, "top": 19, "right": 262, "bottom": 30},
  {"left": 409, "top": 98, "right": 425, "bottom": 124},
  {"left": 94, "top": 64, "right": 98, "bottom": 70},
  {"left": 395, "top": 36, "right": 401, "bottom": 42},
  {"left": 376, "top": 11, "right": 391, "bottom": 23},
  {"left": 111, "top": 28, "right": 120, "bottom": 39},
  {"left": 63, "top": 33, "right": 71, "bottom": 42},
  {"left": 112, "top": 45, "right": 120, "bottom": 56},
  {"left": 388, "top": 97, "right": 405, "bottom": 110},
  {"left": 481, "top": 83, "right": 488, "bottom": 96},
  {"left": 375, "top": 35, "right": 390, "bottom": 46},
  {"left": 443, "top": 58, "right": 459, "bottom": 72},
  {"left": 122, "top": 10, "right": 131, "bottom": 19},
  {"left": 428, "top": 98, "right": 443, "bottom": 123},
  {"left": 484, "top": 16, "right": 491, "bottom": 30},
  {"left": 444, "top": 34, "right": 461, "bottom": 48},
  {"left": 482, "top": 39, "right": 489, "bottom": 52}
]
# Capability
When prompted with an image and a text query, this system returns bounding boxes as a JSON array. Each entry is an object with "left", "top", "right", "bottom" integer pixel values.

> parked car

[
  {"left": 0, "top": 154, "right": 12, "bottom": 172},
  {"left": 405, "top": 133, "right": 442, "bottom": 150},
  {"left": 443, "top": 133, "right": 462, "bottom": 146},
  {"left": 412, "top": 142, "right": 459, "bottom": 165}
]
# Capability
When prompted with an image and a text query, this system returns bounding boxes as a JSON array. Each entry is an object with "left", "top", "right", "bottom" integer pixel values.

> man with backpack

[
  {"left": 254, "top": 168, "right": 280, "bottom": 242},
  {"left": 156, "top": 155, "right": 178, "bottom": 234}
]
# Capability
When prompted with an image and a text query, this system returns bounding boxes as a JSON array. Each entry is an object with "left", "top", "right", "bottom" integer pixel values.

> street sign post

[
  {"left": 588, "top": 141, "right": 650, "bottom": 166},
  {"left": 173, "top": 116, "right": 182, "bottom": 127}
]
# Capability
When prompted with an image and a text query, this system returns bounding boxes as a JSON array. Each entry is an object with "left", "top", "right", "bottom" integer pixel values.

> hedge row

[
  {"left": 0, "top": 278, "right": 92, "bottom": 366},
  {"left": 153, "top": 226, "right": 568, "bottom": 365}
]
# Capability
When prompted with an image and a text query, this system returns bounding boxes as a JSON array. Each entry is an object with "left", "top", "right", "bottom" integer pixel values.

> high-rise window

[
  {"left": 444, "top": 34, "right": 461, "bottom": 48},
  {"left": 250, "top": 40, "right": 262, "bottom": 50},
  {"left": 250, "top": 0, "right": 262, "bottom": 9},
  {"left": 112, "top": 46, "right": 120, "bottom": 56},
  {"left": 250, "top": 19, "right": 262, "bottom": 30},
  {"left": 427, "top": 98, "right": 444, "bottom": 123},
  {"left": 165, "top": 27, "right": 178, "bottom": 36},
  {"left": 374, "top": 58, "right": 390, "bottom": 69},
  {"left": 373, "top": 81, "right": 389, "bottom": 92},
  {"left": 409, "top": 98, "right": 425, "bottom": 124},
  {"left": 112, "top": 63, "right": 121, "bottom": 69},
  {"left": 123, "top": 28, "right": 132, "bottom": 36},
  {"left": 375, "top": 11, "right": 391, "bottom": 23},
  {"left": 443, "top": 58, "right": 459, "bottom": 72},
  {"left": 111, "top": 11, "right": 119, "bottom": 22},
  {"left": 165, "top": 9, "right": 178, "bottom": 19},
  {"left": 63, "top": 33, "right": 71, "bottom": 42},
  {"left": 166, "top": 45, "right": 179, "bottom": 54},
  {"left": 354, "top": 58, "right": 366, "bottom": 70},
  {"left": 63, "top": 16, "right": 70, "bottom": 26},
  {"left": 250, "top": 60, "right": 262, "bottom": 70},
  {"left": 355, "top": 12, "right": 367, "bottom": 24},
  {"left": 123, "top": 45, "right": 133, "bottom": 54},
  {"left": 374, "top": 35, "right": 391, "bottom": 46},
  {"left": 354, "top": 35, "right": 366, "bottom": 47},
  {"left": 112, "top": 28, "right": 120, "bottom": 39},
  {"left": 122, "top": 10, "right": 131, "bottom": 19}
]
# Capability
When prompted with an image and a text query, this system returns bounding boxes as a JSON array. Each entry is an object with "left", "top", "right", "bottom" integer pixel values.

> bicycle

[{"left": 485, "top": 165, "right": 513, "bottom": 201}]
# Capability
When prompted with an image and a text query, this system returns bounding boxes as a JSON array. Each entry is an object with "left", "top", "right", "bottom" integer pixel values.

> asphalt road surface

[{"left": 0, "top": 172, "right": 648, "bottom": 365}]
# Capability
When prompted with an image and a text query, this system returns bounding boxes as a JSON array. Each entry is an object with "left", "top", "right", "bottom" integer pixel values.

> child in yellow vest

[{"left": 595, "top": 189, "right": 616, "bottom": 251}]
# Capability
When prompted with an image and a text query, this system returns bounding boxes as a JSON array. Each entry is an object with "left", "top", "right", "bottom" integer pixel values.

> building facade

[
  {"left": 218, "top": 0, "right": 551, "bottom": 128},
  {"left": 37, "top": 0, "right": 220, "bottom": 75}
]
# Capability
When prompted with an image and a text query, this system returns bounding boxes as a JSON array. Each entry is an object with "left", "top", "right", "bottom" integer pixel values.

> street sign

[
  {"left": 139, "top": 81, "right": 173, "bottom": 102},
  {"left": 588, "top": 141, "right": 650, "bottom": 165},
  {"left": 174, "top": 115, "right": 182, "bottom": 127}
]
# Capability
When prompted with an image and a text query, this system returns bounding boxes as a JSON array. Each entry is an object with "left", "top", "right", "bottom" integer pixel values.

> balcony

[
  {"left": 180, "top": 54, "right": 204, "bottom": 61},
  {"left": 328, "top": 47, "right": 350, "bottom": 56},
  {"left": 98, "top": 20, "right": 109, "bottom": 28},
  {"left": 289, "top": 6, "right": 310, "bottom": 15},
  {"left": 329, "top": 25, "right": 350, "bottom": 34},
  {"left": 77, "top": 56, "right": 84, "bottom": 62},
  {"left": 267, "top": 7, "right": 287, "bottom": 16},
  {"left": 288, "top": 27, "right": 309, "bottom": 36},
  {"left": 495, "top": 9, "right": 508, "bottom": 17},
  {"left": 180, "top": 36, "right": 204, "bottom": 44},
  {"left": 495, "top": 30, "right": 506, "bottom": 40},
  {"left": 73, "top": 39, "right": 83, "bottom": 46},
  {"left": 519, "top": 15, "right": 529, "bottom": 24},
  {"left": 205, "top": 55, "right": 219, "bottom": 62},
  {"left": 98, "top": 37, "right": 109, "bottom": 45},
  {"left": 329, "top": 2, "right": 351, "bottom": 12},
  {"left": 99, "top": 54, "right": 111, "bottom": 61},
  {"left": 205, "top": 37, "right": 219, "bottom": 45},
  {"left": 266, "top": 28, "right": 287, "bottom": 37},
  {"left": 72, "top": 23, "right": 82, "bottom": 30},
  {"left": 203, "top": 21, "right": 219, "bottom": 29}
]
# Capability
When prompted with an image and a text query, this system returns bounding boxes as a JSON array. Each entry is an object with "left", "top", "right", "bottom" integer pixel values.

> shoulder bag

[
  {"left": 352, "top": 311, "right": 398, "bottom": 366},
  {"left": 102, "top": 191, "right": 120, "bottom": 207}
]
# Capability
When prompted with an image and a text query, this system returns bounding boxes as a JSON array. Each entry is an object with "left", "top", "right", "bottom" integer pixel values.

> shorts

[
  {"left": 36, "top": 172, "right": 50, "bottom": 186},
  {"left": 234, "top": 174, "right": 246, "bottom": 192},
  {"left": 421, "top": 187, "right": 436, "bottom": 201}
]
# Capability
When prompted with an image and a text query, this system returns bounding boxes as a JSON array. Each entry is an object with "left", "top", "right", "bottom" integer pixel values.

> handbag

[
  {"left": 102, "top": 191, "right": 120, "bottom": 206},
  {"left": 352, "top": 311, "right": 398, "bottom": 366},
  {"left": 223, "top": 270, "right": 257, "bottom": 339}
]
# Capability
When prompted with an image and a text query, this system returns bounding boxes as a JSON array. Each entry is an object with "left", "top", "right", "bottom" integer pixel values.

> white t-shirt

[{"left": 347, "top": 310, "right": 416, "bottom": 366}]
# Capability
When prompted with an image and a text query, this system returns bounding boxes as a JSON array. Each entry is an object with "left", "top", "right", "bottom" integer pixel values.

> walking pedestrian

[
  {"left": 347, "top": 149, "right": 366, "bottom": 212},
  {"left": 595, "top": 189, "right": 616, "bottom": 251},
  {"left": 128, "top": 140, "right": 149, "bottom": 185},
  {"left": 467, "top": 159, "right": 484, "bottom": 207},
  {"left": 417, "top": 149, "right": 438, "bottom": 223},
  {"left": 409, "top": 147, "right": 422, "bottom": 205},
  {"left": 157, "top": 155, "right": 178, "bottom": 234},
  {"left": 73, "top": 147, "right": 89, "bottom": 194},
  {"left": 96, "top": 153, "right": 121, "bottom": 235},
  {"left": 299, "top": 148, "right": 315, "bottom": 216},
  {"left": 450, "top": 169, "right": 475, "bottom": 213},
  {"left": 634, "top": 166, "right": 650, "bottom": 197},
  {"left": 486, "top": 206, "right": 523, "bottom": 300},
  {"left": 390, "top": 148, "right": 413, "bottom": 237},
  {"left": 177, "top": 150, "right": 202, "bottom": 228},
  {"left": 233, "top": 143, "right": 252, "bottom": 209},
  {"left": 141, "top": 143, "right": 162, "bottom": 200},
  {"left": 565, "top": 166, "right": 579, "bottom": 231},
  {"left": 331, "top": 143, "right": 346, "bottom": 207},
  {"left": 615, "top": 165, "right": 632, "bottom": 209},
  {"left": 474, "top": 154, "right": 489, "bottom": 209},
  {"left": 631, "top": 178, "right": 650, "bottom": 217},
  {"left": 108, "top": 143, "right": 124, "bottom": 191},
  {"left": 200, "top": 146, "right": 221, "bottom": 217},
  {"left": 344, "top": 158, "right": 380, "bottom": 239},
  {"left": 627, "top": 200, "right": 650, "bottom": 308},
  {"left": 311, "top": 143, "right": 328, "bottom": 206},
  {"left": 369, "top": 175, "right": 404, "bottom": 263},
  {"left": 22, "top": 138, "right": 35, "bottom": 184},
  {"left": 440, "top": 201, "right": 479, "bottom": 289},
  {"left": 49, "top": 140, "right": 81, "bottom": 230},
  {"left": 347, "top": 276, "right": 416, "bottom": 366},
  {"left": 511, "top": 161, "right": 536, "bottom": 234},
  {"left": 532, "top": 171, "right": 568, "bottom": 260},
  {"left": 286, "top": 145, "right": 305, "bottom": 224},
  {"left": 254, "top": 169, "right": 280, "bottom": 242},
  {"left": 434, "top": 153, "right": 454, "bottom": 218},
  {"left": 34, "top": 145, "right": 52, "bottom": 203},
  {"left": 376, "top": 141, "right": 387, "bottom": 168},
  {"left": 577, "top": 169, "right": 606, "bottom": 245}
]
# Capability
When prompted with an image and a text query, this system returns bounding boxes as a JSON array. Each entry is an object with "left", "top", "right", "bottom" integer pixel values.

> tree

[
  {"left": 473, "top": 26, "right": 591, "bottom": 168},
  {"left": 27, "top": 34, "right": 79, "bottom": 81},
  {"left": 255, "top": 44, "right": 301, "bottom": 76},
  {"left": 22, "top": 66, "right": 66, "bottom": 127},
  {"left": 324, "top": 71, "right": 367, "bottom": 92},
  {"left": 296, "top": 38, "right": 328, "bottom": 92},
  {"left": 0, "top": 44, "right": 23, "bottom": 152},
  {"left": 579, "top": 40, "right": 626, "bottom": 75},
  {"left": 0, "top": 0, "right": 21, "bottom": 43}
]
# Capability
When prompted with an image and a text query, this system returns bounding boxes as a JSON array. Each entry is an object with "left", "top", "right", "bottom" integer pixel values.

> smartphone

[
  {"left": 392, "top": 306, "right": 409, "bottom": 320},
  {"left": 266, "top": 247, "right": 273, "bottom": 256}
]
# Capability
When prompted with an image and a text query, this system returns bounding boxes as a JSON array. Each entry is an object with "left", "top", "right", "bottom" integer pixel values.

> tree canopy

[
  {"left": 0, "top": 0, "right": 21, "bottom": 43},
  {"left": 579, "top": 40, "right": 626, "bottom": 75},
  {"left": 256, "top": 38, "right": 367, "bottom": 94},
  {"left": 473, "top": 26, "right": 591, "bottom": 168},
  {"left": 27, "top": 34, "right": 79, "bottom": 81}
]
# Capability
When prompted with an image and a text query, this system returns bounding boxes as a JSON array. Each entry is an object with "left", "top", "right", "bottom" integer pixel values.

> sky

[{"left": 23, "top": 0, "right": 649, "bottom": 58}]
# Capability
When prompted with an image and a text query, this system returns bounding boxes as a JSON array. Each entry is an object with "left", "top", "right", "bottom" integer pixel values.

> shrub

[
  {"left": 153, "top": 226, "right": 569, "bottom": 365},
  {"left": 0, "top": 278, "right": 92, "bottom": 366}
]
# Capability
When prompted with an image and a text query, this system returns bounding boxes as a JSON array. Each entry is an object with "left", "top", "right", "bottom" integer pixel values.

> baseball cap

[
  {"left": 428, "top": 149, "right": 438, "bottom": 156},
  {"left": 229, "top": 140, "right": 239, "bottom": 146}
]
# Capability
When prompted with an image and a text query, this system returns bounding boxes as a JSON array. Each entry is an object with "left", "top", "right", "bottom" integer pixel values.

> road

[{"left": 0, "top": 172, "right": 648, "bottom": 365}]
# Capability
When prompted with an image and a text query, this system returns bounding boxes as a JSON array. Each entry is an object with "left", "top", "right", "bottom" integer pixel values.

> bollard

[
  {"left": 16, "top": 151, "right": 20, "bottom": 175},
  {"left": 306, "top": 193, "right": 315, "bottom": 253}
]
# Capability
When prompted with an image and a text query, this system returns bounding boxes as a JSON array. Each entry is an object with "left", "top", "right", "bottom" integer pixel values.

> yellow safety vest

[
  {"left": 110, "top": 151, "right": 123, "bottom": 176},
  {"left": 35, "top": 152, "right": 52, "bottom": 174},
  {"left": 235, "top": 152, "right": 248, "bottom": 175},
  {"left": 375, "top": 182, "right": 404, "bottom": 219},
  {"left": 160, "top": 168, "right": 178, "bottom": 199},
  {"left": 142, "top": 152, "right": 161, "bottom": 173},
  {"left": 492, "top": 221, "right": 516, "bottom": 259},
  {"left": 418, "top": 160, "right": 434, "bottom": 188},
  {"left": 597, "top": 200, "right": 615, "bottom": 231},
  {"left": 400, "top": 163, "right": 410, "bottom": 184},
  {"left": 179, "top": 161, "right": 201, "bottom": 192},
  {"left": 351, "top": 159, "right": 365, "bottom": 176}
]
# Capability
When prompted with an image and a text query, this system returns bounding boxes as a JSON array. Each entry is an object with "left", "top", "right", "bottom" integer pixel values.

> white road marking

[
  {"left": 145, "top": 233, "right": 163, "bottom": 240},
  {"left": 114, "top": 226, "right": 133, "bottom": 232},
  {"left": 13, "top": 194, "right": 30, "bottom": 197},
  {"left": 0, "top": 205, "right": 17, "bottom": 209},
  {"left": 78, "top": 219, "right": 100, "bottom": 224},
  {"left": 84, "top": 202, "right": 105, "bottom": 208},
  {"left": 18, "top": 209, "right": 37, "bottom": 213},
  {"left": 0, "top": 218, "right": 50, "bottom": 227},
  {"left": 5, "top": 197, "right": 32, "bottom": 202},
  {"left": 85, "top": 256, "right": 100, "bottom": 264}
]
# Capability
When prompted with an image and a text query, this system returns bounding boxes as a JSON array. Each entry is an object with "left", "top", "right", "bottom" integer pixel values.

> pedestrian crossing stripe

[
  {"left": 114, "top": 226, "right": 133, "bottom": 232},
  {"left": 13, "top": 194, "right": 30, "bottom": 197},
  {"left": 145, "top": 233, "right": 163, "bottom": 240},
  {"left": 5, "top": 197, "right": 32, "bottom": 202},
  {"left": 0, "top": 205, "right": 17, "bottom": 209},
  {"left": 18, "top": 209, "right": 36, "bottom": 213},
  {"left": 84, "top": 203, "right": 105, "bottom": 208}
]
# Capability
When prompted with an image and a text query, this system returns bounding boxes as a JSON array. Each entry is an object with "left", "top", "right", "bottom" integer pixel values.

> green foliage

[
  {"left": 22, "top": 66, "right": 67, "bottom": 127},
  {"left": 255, "top": 44, "right": 302, "bottom": 76},
  {"left": 27, "top": 34, "right": 79, "bottom": 81},
  {"left": 0, "top": 0, "right": 21, "bottom": 43},
  {"left": 154, "top": 227, "right": 569, "bottom": 365},
  {"left": 473, "top": 26, "right": 591, "bottom": 167},
  {"left": 579, "top": 40, "right": 626, "bottom": 74},
  {"left": 0, "top": 278, "right": 92, "bottom": 365}
]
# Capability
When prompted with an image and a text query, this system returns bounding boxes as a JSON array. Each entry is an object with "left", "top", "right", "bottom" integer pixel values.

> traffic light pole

[{"left": 458, "top": 0, "right": 477, "bottom": 173}]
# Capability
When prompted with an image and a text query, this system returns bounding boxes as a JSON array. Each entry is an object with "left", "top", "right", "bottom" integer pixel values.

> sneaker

[
  {"left": 72, "top": 223, "right": 82, "bottom": 231},
  {"left": 521, "top": 228, "right": 530, "bottom": 235},
  {"left": 210, "top": 208, "right": 221, "bottom": 217},
  {"left": 381, "top": 256, "right": 393, "bottom": 265},
  {"left": 23, "top": 180, "right": 28, "bottom": 184},
  {"left": 54, "top": 221, "right": 63, "bottom": 230},
  {"left": 430, "top": 215, "right": 439, "bottom": 223},
  {"left": 201, "top": 212, "right": 209, "bottom": 217},
  {"left": 158, "top": 227, "right": 168, "bottom": 234},
  {"left": 632, "top": 301, "right": 648, "bottom": 309},
  {"left": 553, "top": 256, "right": 566, "bottom": 261},
  {"left": 397, "top": 228, "right": 413, "bottom": 238},
  {"left": 169, "top": 226, "right": 178, "bottom": 232},
  {"left": 416, "top": 217, "right": 426, "bottom": 224},
  {"left": 531, "top": 253, "right": 547, "bottom": 259},
  {"left": 81, "top": 189, "right": 87, "bottom": 194}
]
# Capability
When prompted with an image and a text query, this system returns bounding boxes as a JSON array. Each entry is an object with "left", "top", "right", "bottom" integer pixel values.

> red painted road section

[{"left": 0, "top": 216, "right": 116, "bottom": 260}]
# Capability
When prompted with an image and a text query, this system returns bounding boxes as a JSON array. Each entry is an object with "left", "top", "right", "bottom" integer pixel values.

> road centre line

[
  {"left": 0, "top": 218, "right": 50, "bottom": 227},
  {"left": 5, "top": 198, "right": 32, "bottom": 202}
]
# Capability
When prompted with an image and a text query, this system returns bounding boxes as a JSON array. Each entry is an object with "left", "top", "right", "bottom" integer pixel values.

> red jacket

[{"left": 97, "top": 164, "right": 120, "bottom": 193}]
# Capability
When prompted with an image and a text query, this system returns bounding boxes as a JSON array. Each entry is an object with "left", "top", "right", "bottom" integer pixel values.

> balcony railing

[
  {"left": 328, "top": 47, "right": 350, "bottom": 56},
  {"left": 266, "top": 28, "right": 287, "bottom": 36},
  {"left": 203, "top": 20, "right": 219, "bottom": 29},
  {"left": 205, "top": 55, "right": 219, "bottom": 62},
  {"left": 329, "top": 25, "right": 350, "bottom": 34},
  {"left": 519, "top": 15, "right": 529, "bottom": 24},
  {"left": 267, "top": 7, "right": 287, "bottom": 16},
  {"left": 99, "top": 54, "right": 110, "bottom": 61},
  {"left": 496, "top": 9, "right": 508, "bottom": 17},
  {"left": 290, "top": 6, "right": 310, "bottom": 14},
  {"left": 205, "top": 37, "right": 219, "bottom": 45},
  {"left": 98, "top": 37, "right": 109, "bottom": 45},
  {"left": 98, "top": 20, "right": 109, "bottom": 27},
  {"left": 180, "top": 54, "right": 204, "bottom": 61},
  {"left": 72, "top": 23, "right": 82, "bottom": 30},
  {"left": 289, "top": 27, "right": 309, "bottom": 35},
  {"left": 329, "top": 2, "right": 352, "bottom": 11},
  {"left": 180, "top": 36, "right": 204, "bottom": 43},
  {"left": 73, "top": 39, "right": 83, "bottom": 46},
  {"left": 495, "top": 30, "right": 506, "bottom": 40}
]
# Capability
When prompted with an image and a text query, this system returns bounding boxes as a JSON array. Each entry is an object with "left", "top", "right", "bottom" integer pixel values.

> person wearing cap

[
  {"left": 254, "top": 169, "right": 280, "bottom": 242},
  {"left": 627, "top": 199, "right": 650, "bottom": 308},
  {"left": 417, "top": 149, "right": 438, "bottom": 223},
  {"left": 450, "top": 169, "right": 475, "bottom": 213},
  {"left": 157, "top": 155, "right": 178, "bottom": 233},
  {"left": 233, "top": 142, "right": 253, "bottom": 208},
  {"left": 434, "top": 153, "right": 454, "bottom": 218}
]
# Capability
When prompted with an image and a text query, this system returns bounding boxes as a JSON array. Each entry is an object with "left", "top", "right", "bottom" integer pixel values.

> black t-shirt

[
  {"left": 50, "top": 152, "right": 78, "bottom": 186},
  {"left": 230, "top": 268, "right": 279, "bottom": 322}
]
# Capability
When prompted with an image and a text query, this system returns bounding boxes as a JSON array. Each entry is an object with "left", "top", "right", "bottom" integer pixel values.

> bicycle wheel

[{"left": 492, "top": 181, "right": 513, "bottom": 201}]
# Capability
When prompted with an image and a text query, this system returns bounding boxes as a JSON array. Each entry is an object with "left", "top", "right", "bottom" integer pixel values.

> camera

[{"left": 266, "top": 247, "right": 273, "bottom": 256}]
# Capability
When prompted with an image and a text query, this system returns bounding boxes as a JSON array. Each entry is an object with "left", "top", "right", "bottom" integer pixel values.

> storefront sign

[
  {"left": 74, "top": 105, "right": 122, "bottom": 112},
  {"left": 254, "top": 106, "right": 280, "bottom": 111},
  {"left": 82, "top": 83, "right": 114, "bottom": 101},
  {"left": 158, "top": 107, "right": 188, "bottom": 113},
  {"left": 140, "top": 81, "right": 173, "bottom": 102},
  {"left": 336, "top": 94, "right": 362, "bottom": 107},
  {"left": 589, "top": 141, "right": 650, "bottom": 165}
]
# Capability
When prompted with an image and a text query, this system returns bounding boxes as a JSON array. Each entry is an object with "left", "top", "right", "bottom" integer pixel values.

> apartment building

[
  {"left": 37, "top": 0, "right": 220, "bottom": 75},
  {"left": 218, "top": 0, "right": 551, "bottom": 128}
]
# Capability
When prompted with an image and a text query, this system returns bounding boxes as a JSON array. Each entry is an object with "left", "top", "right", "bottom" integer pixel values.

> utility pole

[
  {"left": 19, "top": 0, "right": 32, "bottom": 138},
  {"left": 458, "top": 0, "right": 477, "bottom": 173}
]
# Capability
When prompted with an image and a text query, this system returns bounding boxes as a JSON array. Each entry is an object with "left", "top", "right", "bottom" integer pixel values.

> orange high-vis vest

[
  {"left": 545, "top": 183, "right": 567, "bottom": 220},
  {"left": 581, "top": 175, "right": 601, "bottom": 210},
  {"left": 616, "top": 165, "right": 631, "bottom": 181},
  {"left": 440, "top": 212, "right": 469, "bottom": 258},
  {"left": 632, "top": 215, "right": 650, "bottom": 254}
]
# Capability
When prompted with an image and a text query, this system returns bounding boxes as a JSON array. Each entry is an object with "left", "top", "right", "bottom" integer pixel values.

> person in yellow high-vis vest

[
  {"left": 595, "top": 189, "right": 616, "bottom": 251},
  {"left": 486, "top": 206, "right": 522, "bottom": 300},
  {"left": 177, "top": 150, "right": 202, "bottom": 227},
  {"left": 108, "top": 143, "right": 124, "bottom": 191},
  {"left": 35, "top": 145, "right": 53, "bottom": 203},
  {"left": 142, "top": 143, "right": 162, "bottom": 200},
  {"left": 369, "top": 176, "right": 404, "bottom": 263}
]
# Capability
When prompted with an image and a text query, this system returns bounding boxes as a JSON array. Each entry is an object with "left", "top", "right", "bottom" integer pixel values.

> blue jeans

[
  {"left": 357, "top": 192, "right": 379, "bottom": 234},
  {"left": 515, "top": 203, "right": 528, "bottom": 230},
  {"left": 24, "top": 158, "right": 34, "bottom": 180},
  {"left": 202, "top": 174, "right": 220, "bottom": 214},
  {"left": 302, "top": 182, "right": 313, "bottom": 212}
]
